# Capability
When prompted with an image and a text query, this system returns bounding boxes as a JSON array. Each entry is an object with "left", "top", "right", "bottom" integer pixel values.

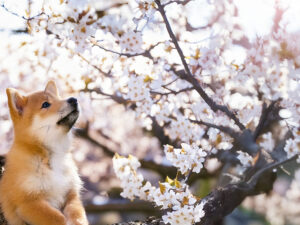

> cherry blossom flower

[
  {"left": 120, "top": 31, "right": 143, "bottom": 53},
  {"left": 113, "top": 154, "right": 205, "bottom": 225},
  {"left": 164, "top": 143, "right": 207, "bottom": 174},
  {"left": 284, "top": 138, "right": 300, "bottom": 159},
  {"left": 1, "top": 0, "right": 300, "bottom": 224},
  {"left": 237, "top": 151, "right": 253, "bottom": 167}
]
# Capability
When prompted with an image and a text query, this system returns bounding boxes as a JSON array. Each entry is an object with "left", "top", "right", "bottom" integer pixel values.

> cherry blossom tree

[{"left": 0, "top": 0, "right": 299, "bottom": 224}]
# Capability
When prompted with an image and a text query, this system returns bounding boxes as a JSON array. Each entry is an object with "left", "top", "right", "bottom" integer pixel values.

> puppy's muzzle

[{"left": 57, "top": 97, "right": 79, "bottom": 130}]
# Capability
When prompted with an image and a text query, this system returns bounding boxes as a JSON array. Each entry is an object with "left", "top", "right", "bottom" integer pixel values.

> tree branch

[
  {"left": 197, "top": 154, "right": 295, "bottom": 225},
  {"left": 83, "top": 88, "right": 129, "bottom": 106},
  {"left": 85, "top": 199, "right": 159, "bottom": 214},
  {"left": 101, "top": 154, "right": 295, "bottom": 225},
  {"left": 150, "top": 87, "right": 193, "bottom": 96},
  {"left": 92, "top": 41, "right": 162, "bottom": 60},
  {"left": 0, "top": 3, "right": 45, "bottom": 21},
  {"left": 77, "top": 53, "right": 113, "bottom": 78},
  {"left": 190, "top": 119, "right": 259, "bottom": 155},
  {"left": 163, "top": 0, "right": 192, "bottom": 7},
  {"left": 189, "top": 119, "right": 239, "bottom": 138},
  {"left": 155, "top": 0, "right": 245, "bottom": 131},
  {"left": 253, "top": 100, "right": 280, "bottom": 140},
  {"left": 247, "top": 155, "right": 296, "bottom": 187}
]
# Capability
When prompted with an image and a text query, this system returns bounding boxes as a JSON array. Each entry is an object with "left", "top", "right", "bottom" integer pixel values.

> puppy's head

[{"left": 6, "top": 81, "right": 79, "bottom": 148}]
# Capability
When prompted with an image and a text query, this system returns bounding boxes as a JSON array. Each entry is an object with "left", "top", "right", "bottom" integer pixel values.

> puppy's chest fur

[{"left": 23, "top": 151, "right": 80, "bottom": 209}]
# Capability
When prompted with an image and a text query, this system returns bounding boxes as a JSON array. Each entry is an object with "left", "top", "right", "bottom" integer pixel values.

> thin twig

[
  {"left": 76, "top": 53, "right": 112, "bottom": 78},
  {"left": 93, "top": 41, "right": 162, "bottom": 60},
  {"left": 163, "top": 0, "right": 192, "bottom": 7},
  {"left": 150, "top": 87, "right": 193, "bottom": 96},
  {"left": 83, "top": 88, "right": 129, "bottom": 105},
  {"left": 1, "top": 3, "right": 44, "bottom": 21},
  {"left": 247, "top": 155, "right": 297, "bottom": 187},
  {"left": 189, "top": 119, "right": 238, "bottom": 138},
  {"left": 161, "top": 77, "right": 179, "bottom": 87}
]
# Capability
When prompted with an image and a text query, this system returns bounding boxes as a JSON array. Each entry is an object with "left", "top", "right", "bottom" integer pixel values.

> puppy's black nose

[{"left": 67, "top": 97, "right": 78, "bottom": 107}]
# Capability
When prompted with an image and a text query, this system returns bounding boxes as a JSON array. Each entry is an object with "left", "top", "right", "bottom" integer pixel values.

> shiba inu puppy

[{"left": 0, "top": 81, "right": 88, "bottom": 225}]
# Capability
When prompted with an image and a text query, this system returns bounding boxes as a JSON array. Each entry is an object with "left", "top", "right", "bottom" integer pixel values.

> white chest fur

[
  {"left": 47, "top": 152, "right": 79, "bottom": 209},
  {"left": 22, "top": 151, "right": 81, "bottom": 210}
]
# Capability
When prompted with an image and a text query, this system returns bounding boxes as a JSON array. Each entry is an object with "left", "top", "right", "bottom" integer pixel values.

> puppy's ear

[
  {"left": 6, "top": 88, "right": 27, "bottom": 117},
  {"left": 45, "top": 80, "right": 59, "bottom": 96}
]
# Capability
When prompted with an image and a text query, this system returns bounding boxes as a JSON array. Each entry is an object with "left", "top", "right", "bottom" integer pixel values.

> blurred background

[{"left": 0, "top": 0, "right": 300, "bottom": 224}]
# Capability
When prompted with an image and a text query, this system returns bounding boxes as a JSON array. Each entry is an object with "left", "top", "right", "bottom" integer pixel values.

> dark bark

[
  {"left": 112, "top": 217, "right": 163, "bottom": 225},
  {"left": 85, "top": 200, "right": 158, "bottom": 214}
]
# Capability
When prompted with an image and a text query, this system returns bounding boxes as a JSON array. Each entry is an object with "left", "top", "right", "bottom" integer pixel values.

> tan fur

[{"left": 0, "top": 81, "right": 88, "bottom": 225}]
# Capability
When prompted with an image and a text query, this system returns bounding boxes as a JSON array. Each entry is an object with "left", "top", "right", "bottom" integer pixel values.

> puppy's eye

[{"left": 41, "top": 102, "right": 51, "bottom": 109}]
